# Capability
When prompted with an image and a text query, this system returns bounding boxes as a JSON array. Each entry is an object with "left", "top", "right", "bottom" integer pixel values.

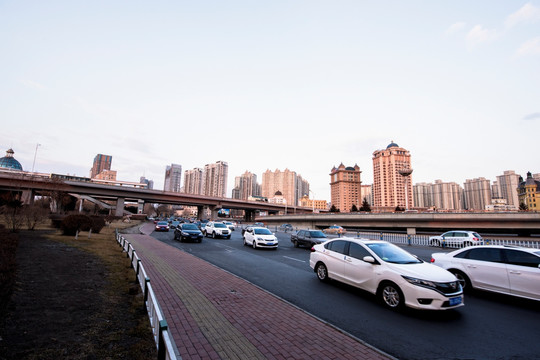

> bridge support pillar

[
  {"left": 210, "top": 206, "right": 219, "bottom": 220},
  {"left": 115, "top": 198, "right": 125, "bottom": 217},
  {"left": 197, "top": 206, "right": 205, "bottom": 220},
  {"left": 137, "top": 200, "right": 144, "bottom": 214},
  {"left": 407, "top": 228, "right": 416, "bottom": 235},
  {"left": 21, "top": 189, "right": 35, "bottom": 205},
  {"left": 78, "top": 198, "right": 84, "bottom": 213},
  {"left": 244, "top": 209, "right": 255, "bottom": 222}
]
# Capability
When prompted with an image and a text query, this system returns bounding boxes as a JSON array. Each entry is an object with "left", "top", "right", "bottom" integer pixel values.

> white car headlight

[{"left": 402, "top": 276, "right": 437, "bottom": 289}]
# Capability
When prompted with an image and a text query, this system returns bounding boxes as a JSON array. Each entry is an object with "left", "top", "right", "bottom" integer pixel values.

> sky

[{"left": 1, "top": 1, "right": 539, "bottom": 202}]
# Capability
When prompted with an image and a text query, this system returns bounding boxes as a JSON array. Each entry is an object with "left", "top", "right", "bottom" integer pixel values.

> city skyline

[{"left": 1, "top": 2, "right": 539, "bottom": 202}]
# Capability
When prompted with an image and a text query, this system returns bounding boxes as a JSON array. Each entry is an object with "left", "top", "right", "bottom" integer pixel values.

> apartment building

[
  {"left": 164, "top": 163, "right": 182, "bottom": 193},
  {"left": 329, "top": 163, "right": 362, "bottom": 212},
  {"left": 372, "top": 142, "right": 413, "bottom": 209}
]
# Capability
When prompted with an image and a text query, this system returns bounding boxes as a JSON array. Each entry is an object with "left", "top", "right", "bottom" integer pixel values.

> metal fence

[
  {"left": 270, "top": 226, "right": 540, "bottom": 249},
  {"left": 116, "top": 230, "right": 179, "bottom": 360}
]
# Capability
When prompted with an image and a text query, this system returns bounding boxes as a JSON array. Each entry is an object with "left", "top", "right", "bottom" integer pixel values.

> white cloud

[
  {"left": 505, "top": 2, "right": 540, "bottom": 28},
  {"left": 516, "top": 36, "right": 540, "bottom": 57},
  {"left": 466, "top": 25, "right": 498, "bottom": 48},
  {"left": 445, "top": 22, "right": 466, "bottom": 35},
  {"left": 19, "top": 79, "right": 47, "bottom": 90}
]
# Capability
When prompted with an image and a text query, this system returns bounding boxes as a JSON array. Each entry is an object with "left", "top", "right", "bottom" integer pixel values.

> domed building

[{"left": 0, "top": 148, "right": 23, "bottom": 171}]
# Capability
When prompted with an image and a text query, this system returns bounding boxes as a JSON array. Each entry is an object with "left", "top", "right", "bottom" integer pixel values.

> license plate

[
  {"left": 449, "top": 296, "right": 462, "bottom": 306},
  {"left": 266, "top": 242, "right": 275, "bottom": 245}
]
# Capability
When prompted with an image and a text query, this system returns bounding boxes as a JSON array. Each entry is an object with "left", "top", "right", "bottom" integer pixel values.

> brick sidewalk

[{"left": 123, "top": 224, "right": 395, "bottom": 360}]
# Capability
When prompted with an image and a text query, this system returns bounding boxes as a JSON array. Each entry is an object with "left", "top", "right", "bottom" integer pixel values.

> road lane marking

[{"left": 283, "top": 256, "right": 306, "bottom": 263}]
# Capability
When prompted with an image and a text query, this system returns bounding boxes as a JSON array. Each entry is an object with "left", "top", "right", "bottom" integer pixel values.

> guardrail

[
  {"left": 269, "top": 226, "right": 540, "bottom": 249},
  {"left": 115, "top": 230, "right": 179, "bottom": 360}
]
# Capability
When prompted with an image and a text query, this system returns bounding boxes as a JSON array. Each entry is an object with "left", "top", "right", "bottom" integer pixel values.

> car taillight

[
  {"left": 430, "top": 258, "right": 435, "bottom": 263},
  {"left": 311, "top": 247, "right": 316, "bottom": 252}
]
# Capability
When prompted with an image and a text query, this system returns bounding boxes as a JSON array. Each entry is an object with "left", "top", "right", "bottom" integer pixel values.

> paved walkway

[{"left": 122, "top": 223, "right": 395, "bottom": 360}]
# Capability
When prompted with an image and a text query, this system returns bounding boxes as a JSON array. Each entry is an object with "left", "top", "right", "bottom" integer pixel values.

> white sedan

[
  {"left": 243, "top": 227, "right": 278, "bottom": 249},
  {"left": 431, "top": 245, "right": 540, "bottom": 301},
  {"left": 310, "top": 238, "right": 464, "bottom": 310}
]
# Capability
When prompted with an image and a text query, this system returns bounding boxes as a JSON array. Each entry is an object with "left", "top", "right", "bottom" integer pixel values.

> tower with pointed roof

[{"left": 330, "top": 163, "right": 362, "bottom": 212}]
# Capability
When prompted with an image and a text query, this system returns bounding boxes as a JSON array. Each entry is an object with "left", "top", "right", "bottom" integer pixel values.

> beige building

[
  {"left": 494, "top": 170, "right": 520, "bottom": 210},
  {"left": 232, "top": 171, "right": 261, "bottom": 200},
  {"left": 300, "top": 195, "right": 328, "bottom": 211},
  {"left": 330, "top": 163, "right": 362, "bottom": 212},
  {"left": 203, "top": 161, "right": 228, "bottom": 197},
  {"left": 463, "top": 177, "right": 492, "bottom": 210},
  {"left": 94, "top": 169, "right": 117, "bottom": 181},
  {"left": 413, "top": 180, "right": 463, "bottom": 210},
  {"left": 518, "top": 172, "right": 540, "bottom": 211},
  {"left": 262, "top": 168, "right": 308, "bottom": 207},
  {"left": 372, "top": 142, "right": 413, "bottom": 210},
  {"left": 184, "top": 168, "right": 203, "bottom": 195}
]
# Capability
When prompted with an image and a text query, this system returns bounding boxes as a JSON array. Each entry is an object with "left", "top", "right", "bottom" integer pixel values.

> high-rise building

[
  {"left": 329, "top": 163, "right": 362, "bottom": 212},
  {"left": 232, "top": 171, "right": 260, "bottom": 200},
  {"left": 262, "top": 168, "right": 307, "bottom": 206},
  {"left": 413, "top": 180, "right": 463, "bottom": 210},
  {"left": 495, "top": 170, "right": 521, "bottom": 210},
  {"left": 463, "top": 177, "right": 492, "bottom": 210},
  {"left": 203, "top": 161, "right": 228, "bottom": 197},
  {"left": 360, "top": 184, "right": 373, "bottom": 206},
  {"left": 90, "top": 154, "right": 112, "bottom": 178},
  {"left": 140, "top": 176, "right": 154, "bottom": 190},
  {"left": 164, "top": 164, "right": 182, "bottom": 193},
  {"left": 184, "top": 168, "right": 204, "bottom": 195},
  {"left": 372, "top": 142, "right": 413, "bottom": 209}
]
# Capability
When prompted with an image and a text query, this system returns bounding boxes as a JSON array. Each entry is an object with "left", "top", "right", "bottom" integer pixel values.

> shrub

[
  {"left": 60, "top": 214, "right": 93, "bottom": 236},
  {"left": 90, "top": 216, "right": 106, "bottom": 234}
]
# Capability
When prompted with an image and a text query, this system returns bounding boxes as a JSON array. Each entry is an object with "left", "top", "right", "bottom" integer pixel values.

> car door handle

[
  {"left": 467, "top": 265, "right": 477, "bottom": 269},
  {"left": 509, "top": 270, "right": 521, "bottom": 275},
  {"left": 344, "top": 257, "right": 352, "bottom": 262}
]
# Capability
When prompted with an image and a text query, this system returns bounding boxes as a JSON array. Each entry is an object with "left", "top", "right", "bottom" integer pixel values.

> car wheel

[
  {"left": 379, "top": 282, "right": 404, "bottom": 309},
  {"left": 252, "top": 240, "right": 257, "bottom": 249},
  {"left": 293, "top": 240, "right": 299, "bottom": 248},
  {"left": 315, "top": 263, "right": 328, "bottom": 282},
  {"left": 212, "top": 232, "right": 216, "bottom": 239},
  {"left": 430, "top": 239, "right": 440, "bottom": 247},
  {"left": 226, "top": 235, "right": 231, "bottom": 239},
  {"left": 464, "top": 241, "right": 472, "bottom": 247},
  {"left": 450, "top": 270, "right": 471, "bottom": 292}
]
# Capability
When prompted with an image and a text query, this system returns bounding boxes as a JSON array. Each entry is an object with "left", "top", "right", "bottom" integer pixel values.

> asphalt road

[{"left": 152, "top": 227, "right": 540, "bottom": 360}]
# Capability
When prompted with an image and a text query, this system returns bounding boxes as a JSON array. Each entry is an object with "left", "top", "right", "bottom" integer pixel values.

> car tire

[
  {"left": 430, "top": 239, "right": 440, "bottom": 247},
  {"left": 293, "top": 240, "right": 299, "bottom": 248},
  {"left": 243, "top": 237, "right": 248, "bottom": 246},
  {"left": 252, "top": 240, "right": 257, "bottom": 249},
  {"left": 379, "top": 282, "right": 404, "bottom": 310},
  {"left": 315, "top": 263, "right": 329, "bottom": 282},
  {"left": 226, "top": 235, "right": 231, "bottom": 239},
  {"left": 212, "top": 232, "right": 216, "bottom": 239},
  {"left": 450, "top": 270, "right": 471, "bottom": 292}
]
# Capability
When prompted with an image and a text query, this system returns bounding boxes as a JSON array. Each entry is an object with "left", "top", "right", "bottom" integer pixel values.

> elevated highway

[
  {"left": 0, "top": 171, "right": 312, "bottom": 219},
  {"left": 259, "top": 212, "right": 540, "bottom": 237}
]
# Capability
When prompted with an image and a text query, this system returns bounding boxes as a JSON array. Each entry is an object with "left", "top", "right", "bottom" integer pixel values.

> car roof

[
  {"left": 325, "top": 236, "right": 384, "bottom": 245},
  {"left": 450, "top": 244, "right": 539, "bottom": 253}
]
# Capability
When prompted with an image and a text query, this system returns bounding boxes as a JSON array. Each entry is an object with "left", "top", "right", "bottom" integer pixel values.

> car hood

[
  {"left": 255, "top": 234, "right": 277, "bottom": 240},
  {"left": 182, "top": 229, "right": 202, "bottom": 234},
  {"left": 385, "top": 262, "right": 456, "bottom": 282}
]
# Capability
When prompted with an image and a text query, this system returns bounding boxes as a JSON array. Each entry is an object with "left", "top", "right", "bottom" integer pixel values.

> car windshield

[
  {"left": 309, "top": 231, "right": 326, "bottom": 238},
  {"left": 254, "top": 228, "right": 272, "bottom": 235},
  {"left": 214, "top": 223, "right": 227, "bottom": 228},
  {"left": 157, "top": 221, "right": 168, "bottom": 225},
  {"left": 182, "top": 224, "right": 199, "bottom": 230},
  {"left": 366, "top": 243, "right": 422, "bottom": 264}
]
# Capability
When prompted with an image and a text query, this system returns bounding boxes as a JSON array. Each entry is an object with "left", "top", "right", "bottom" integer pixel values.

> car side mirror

[{"left": 363, "top": 256, "right": 376, "bottom": 264}]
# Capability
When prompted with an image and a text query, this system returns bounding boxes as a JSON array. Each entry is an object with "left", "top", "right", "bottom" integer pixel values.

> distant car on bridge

[{"left": 323, "top": 225, "right": 346, "bottom": 235}]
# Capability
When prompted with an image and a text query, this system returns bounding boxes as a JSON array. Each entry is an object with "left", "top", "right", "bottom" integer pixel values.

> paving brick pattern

[{"left": 123, "top": 224, "right": 394, "bottom": 360}]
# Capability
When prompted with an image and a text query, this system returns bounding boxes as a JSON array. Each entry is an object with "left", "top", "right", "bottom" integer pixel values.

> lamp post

[
  {"left": 309, "top": 190, "right": 315, "bottom": 213},
  {"left": 398, "top": 168, "right": 413, "bottom": 211},
  {"left": 31, "top": 143, "right": 41, "bottom": 173}
]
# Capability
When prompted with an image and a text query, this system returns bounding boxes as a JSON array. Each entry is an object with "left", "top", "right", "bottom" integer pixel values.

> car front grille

[{"left": 435, "top": 281, "right": 462, "bottom": 295}]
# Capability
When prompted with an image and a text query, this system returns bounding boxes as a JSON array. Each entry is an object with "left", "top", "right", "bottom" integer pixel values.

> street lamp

[
  {"left": 309, "top": 190, "right": 315, "bottom": 213},
  {"left": 31, "top": 143, "right": 41, "bottom": 173},
  {"left": 398, "top": 168, "right": 413, "bottom": 211}
]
